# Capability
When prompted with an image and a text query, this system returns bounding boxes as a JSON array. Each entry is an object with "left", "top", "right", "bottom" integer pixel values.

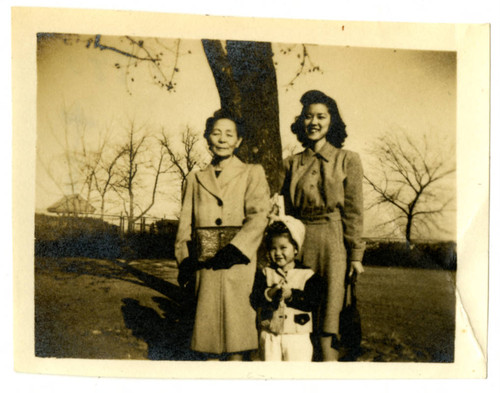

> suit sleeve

[
  {"left": 174, "top": 172, "right": 196, "bottom": 265},
  {"left": 250, "top": 269, "right": 280, "bottom": 311},
  {"left": 342, "top": 151, "right": 366, "bottom": 263},
  {"left": 250, "top": 269, "right": 268, "bottom": 311},
  {"left": 285, "top": 272, "right": 323, "bottom": 312},
  {"left": 230, "top": 164, "right": 271, "bottom": 259}
]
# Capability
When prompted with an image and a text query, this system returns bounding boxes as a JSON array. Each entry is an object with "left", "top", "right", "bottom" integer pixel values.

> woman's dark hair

[
  {"left": 291, "top": 90, "right": 347, "bottom": 148},
  {"left": 203, "top": 109, "right": 245, "bottom": 140},
  {"left": 264, "top": 221, "right": 298, "bottom": 251}
]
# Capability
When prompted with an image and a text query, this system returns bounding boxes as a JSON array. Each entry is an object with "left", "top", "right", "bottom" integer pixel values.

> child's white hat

[{"left": 271, "top": 215, "right": 306, "bottom": 253}]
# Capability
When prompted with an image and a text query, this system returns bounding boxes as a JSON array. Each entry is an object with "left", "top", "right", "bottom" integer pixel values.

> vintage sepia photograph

[
  {"left": 34, "top": 33, "right": 457, "bottom": 362},
  {"left": 12, "top": 5, "right": 490, "bottom": 382}
]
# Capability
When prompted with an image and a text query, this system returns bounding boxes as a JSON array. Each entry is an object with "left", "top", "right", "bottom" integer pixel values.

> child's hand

[
  {"left": 281, "top": 284, "right": 292, "bottom": 300},
  {"left": 267, "top": 284, "right": 282, "bottom": 300}
]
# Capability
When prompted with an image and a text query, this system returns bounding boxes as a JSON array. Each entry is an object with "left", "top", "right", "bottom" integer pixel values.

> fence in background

[{"left": 35, "top": 213, "right": 179, "bottom": 259}]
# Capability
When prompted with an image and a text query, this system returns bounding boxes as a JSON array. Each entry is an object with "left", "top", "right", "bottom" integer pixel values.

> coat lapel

[
  {"left": 318, "top": 142, "right": 339, "bottom": 163},
  {"left": 196, "top": 165, "right": 221, "bottom": 199},
  {"left": 288, "top": 143, "right": 341, "bottom": 206},
  {"left": 217, "top": 156, "right": 247, "bottom": 191},
  {"left": 195, "top": 156, "right": 247, "bottom": 199}
]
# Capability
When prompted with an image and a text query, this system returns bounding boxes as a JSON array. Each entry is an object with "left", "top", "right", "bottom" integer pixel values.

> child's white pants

[{"left": 260, "top": 331, "right": 313, "bottom": 361}]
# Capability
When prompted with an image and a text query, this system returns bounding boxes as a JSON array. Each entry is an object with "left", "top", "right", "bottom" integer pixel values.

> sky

[{"left": 36, "top": 33, "right": 457, "bottom": 240}]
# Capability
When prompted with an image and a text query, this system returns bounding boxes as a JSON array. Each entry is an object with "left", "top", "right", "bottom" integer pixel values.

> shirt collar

[{"left": 302, "top": 141, "right": 336, "bottom": 164}]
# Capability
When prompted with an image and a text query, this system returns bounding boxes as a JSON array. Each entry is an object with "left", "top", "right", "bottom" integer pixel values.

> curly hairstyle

[
  {"left": 203, "top": 109, "right": 245, "bottom": 141},
  {"left": 264, "top": 221, "right": 298, "bottom": 251},
  {"left": 291, "top": 90, "right": 347, "bottom": 148}
]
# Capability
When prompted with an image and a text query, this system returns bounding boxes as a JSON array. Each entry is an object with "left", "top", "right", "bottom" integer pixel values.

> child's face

[{"left": 268, "top": 235, "right": 297, "bottom": 268}]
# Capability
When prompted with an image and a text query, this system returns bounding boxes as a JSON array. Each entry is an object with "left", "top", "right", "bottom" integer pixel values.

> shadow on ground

[
  {"left": 35, "top": 257, "right": 205, "bottom": 360},
  {"left": 120, "top": 297, "right": 202, "bottom": 360},
  {"left": 115, "top": 261, "right": 204, "bottom": 361},
  {"left": 35, "top": 258, "right": 454, "bottom": 362}
]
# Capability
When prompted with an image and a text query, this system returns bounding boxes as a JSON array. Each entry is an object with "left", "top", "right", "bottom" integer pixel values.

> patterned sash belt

[{"left": 193, "top": 226, "right": 241, "bottom": 262}]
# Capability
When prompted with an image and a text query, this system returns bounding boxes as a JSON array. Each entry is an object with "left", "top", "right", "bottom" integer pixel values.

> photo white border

[{"left": 6, "top": 0, "right": 497, "bottom": 390}]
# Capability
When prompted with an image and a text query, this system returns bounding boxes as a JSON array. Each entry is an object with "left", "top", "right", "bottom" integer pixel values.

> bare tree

[
  {"left": 113, "top": 121, "right": 170, "bottom": 232},
  {"left": 38, "top": 106, "right": 102, "bottom": 215},
  {"left": 72, "top": 119, "right": 111, "bottom": 213},
  {"left": 160, "top": 126, "right": 209, "bottom": 193},
  {"left": 38, "top": 34, "right": 324, "bottom": 194},
  {"left": 93, "top": 146, "right": 125, "bottom": 218},
  {"left": 364, "top": 131, "right": 455, "bottom": 244}
]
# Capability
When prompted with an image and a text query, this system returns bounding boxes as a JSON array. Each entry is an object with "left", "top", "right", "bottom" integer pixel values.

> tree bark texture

[{"left": 202, "top": 39, "right": 282, "bottom": 194}]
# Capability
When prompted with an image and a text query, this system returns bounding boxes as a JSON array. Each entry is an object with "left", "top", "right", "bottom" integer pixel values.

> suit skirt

[{"left": 300, "top": 211, "right": 347, "bottom": 335}]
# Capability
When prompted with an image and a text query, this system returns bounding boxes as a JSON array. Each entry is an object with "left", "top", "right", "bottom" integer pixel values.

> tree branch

[
  {"left": 365, "top": 130, "right": 455, "bottom": 242},
  {"left": 93, "top": 34, "right": 159, "bottom": 62}
]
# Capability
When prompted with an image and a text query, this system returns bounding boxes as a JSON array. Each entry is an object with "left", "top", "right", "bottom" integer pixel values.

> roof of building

[{"left": 47, "top": 194, "right": 96, "bottom": 214}]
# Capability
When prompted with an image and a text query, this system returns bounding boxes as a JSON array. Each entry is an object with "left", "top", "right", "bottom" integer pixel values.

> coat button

[
  {"left": 217, "top": 199, "right": 223, "bottom": 206},
  {"left": 215, "top": 218, "right": 222, "bottom": 226}
]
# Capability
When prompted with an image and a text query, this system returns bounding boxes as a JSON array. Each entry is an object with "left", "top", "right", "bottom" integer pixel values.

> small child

[{"left": 251, "top": 215, "right": 322, "bottom": 361}]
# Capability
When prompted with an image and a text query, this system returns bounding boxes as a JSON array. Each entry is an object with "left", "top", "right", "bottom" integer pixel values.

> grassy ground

[
  {"left": 356, "top": 267, "right": 456, "bottom": 362},
  {"left": 35, "top": 257, "right": 456, "bottom": 362}
]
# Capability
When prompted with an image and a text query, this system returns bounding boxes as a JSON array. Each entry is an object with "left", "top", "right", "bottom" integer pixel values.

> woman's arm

[
  {"left": 174, "top": 172, "right": 196, "bottom": 265},
  {"left": 279, "top": 155, "right": 294, "bottom": 216},
  {"left": 342, "top": 152, "right": 366, "bottom": 265},
  {"left": 230, "top": 164, "right": 271, "bottom": 259}
]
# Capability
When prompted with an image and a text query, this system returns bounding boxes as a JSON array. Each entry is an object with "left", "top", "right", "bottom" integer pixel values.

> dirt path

[{"left": 35, "top": 257, "right": 456, "bottom": 362}]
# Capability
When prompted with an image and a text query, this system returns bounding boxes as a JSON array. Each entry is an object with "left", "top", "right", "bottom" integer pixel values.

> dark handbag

[{"left": 339, "top": 271, "right": 362, "bottom": 354}]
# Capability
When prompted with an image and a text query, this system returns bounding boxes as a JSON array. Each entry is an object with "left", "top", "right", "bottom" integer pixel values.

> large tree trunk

[{"left": 202, "top": 40, "right": 282, "bottom": 194}]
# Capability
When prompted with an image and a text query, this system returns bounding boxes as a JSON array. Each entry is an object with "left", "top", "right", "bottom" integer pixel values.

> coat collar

[
  {"left": 300, "top": 141, "right": 338, "bottom": 165},
  {"left": 195, "top": 155, "right": 247, "bottom": 199}
]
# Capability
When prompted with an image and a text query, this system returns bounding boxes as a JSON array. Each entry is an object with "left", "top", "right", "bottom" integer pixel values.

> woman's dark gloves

[
  {"left": 207, "top": 244, "right": 250, "bottom": 270},
  {"left": 178, "top": 245, "right": 250, "bottom": 284},
  {"left": 177, "top": 257, "right": 198, "bottom": 289}
]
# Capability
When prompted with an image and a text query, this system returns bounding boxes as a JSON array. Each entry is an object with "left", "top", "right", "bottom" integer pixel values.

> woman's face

[
  {"left": 208, "top": 118, "right": 242, "bottom": 158},
  {"left": 303, "top": 103, "right": 331, "bottom": 143}
]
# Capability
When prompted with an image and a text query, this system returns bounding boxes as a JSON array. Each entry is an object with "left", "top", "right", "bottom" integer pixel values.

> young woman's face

[
  {"left": 303, "top": 103, "right": 331, "bottom": 143},
  {"left": 268, "top": 235, "right": 297, "bottom": 268},
  {"left": 208, "top": 118, "right": 242, "bottom": 158}
]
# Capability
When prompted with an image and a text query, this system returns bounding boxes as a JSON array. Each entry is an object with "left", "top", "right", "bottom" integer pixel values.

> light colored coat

[{"left": 175, "top": 155, "right": 270, "bottom": 354}]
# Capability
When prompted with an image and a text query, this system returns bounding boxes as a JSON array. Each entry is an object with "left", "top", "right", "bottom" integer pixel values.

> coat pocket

[{"left": 294, "top": 313, "right": 310, "bottom": 325}]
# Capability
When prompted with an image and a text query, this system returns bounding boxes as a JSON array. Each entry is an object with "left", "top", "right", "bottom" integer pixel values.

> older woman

[
  {"left": 175, "top": 109, "right": 270, "bottom": 360},
  {"left": 280, "top": 90, "right": 365, "bottom": 361}
]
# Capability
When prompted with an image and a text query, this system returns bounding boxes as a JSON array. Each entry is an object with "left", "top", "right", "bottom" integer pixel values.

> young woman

[
  {"left": 175, "top": 109, "right": 270, "bottom": 360},
  {"left": 280, "top": 90, "right": 365, "bottom": 361}
]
